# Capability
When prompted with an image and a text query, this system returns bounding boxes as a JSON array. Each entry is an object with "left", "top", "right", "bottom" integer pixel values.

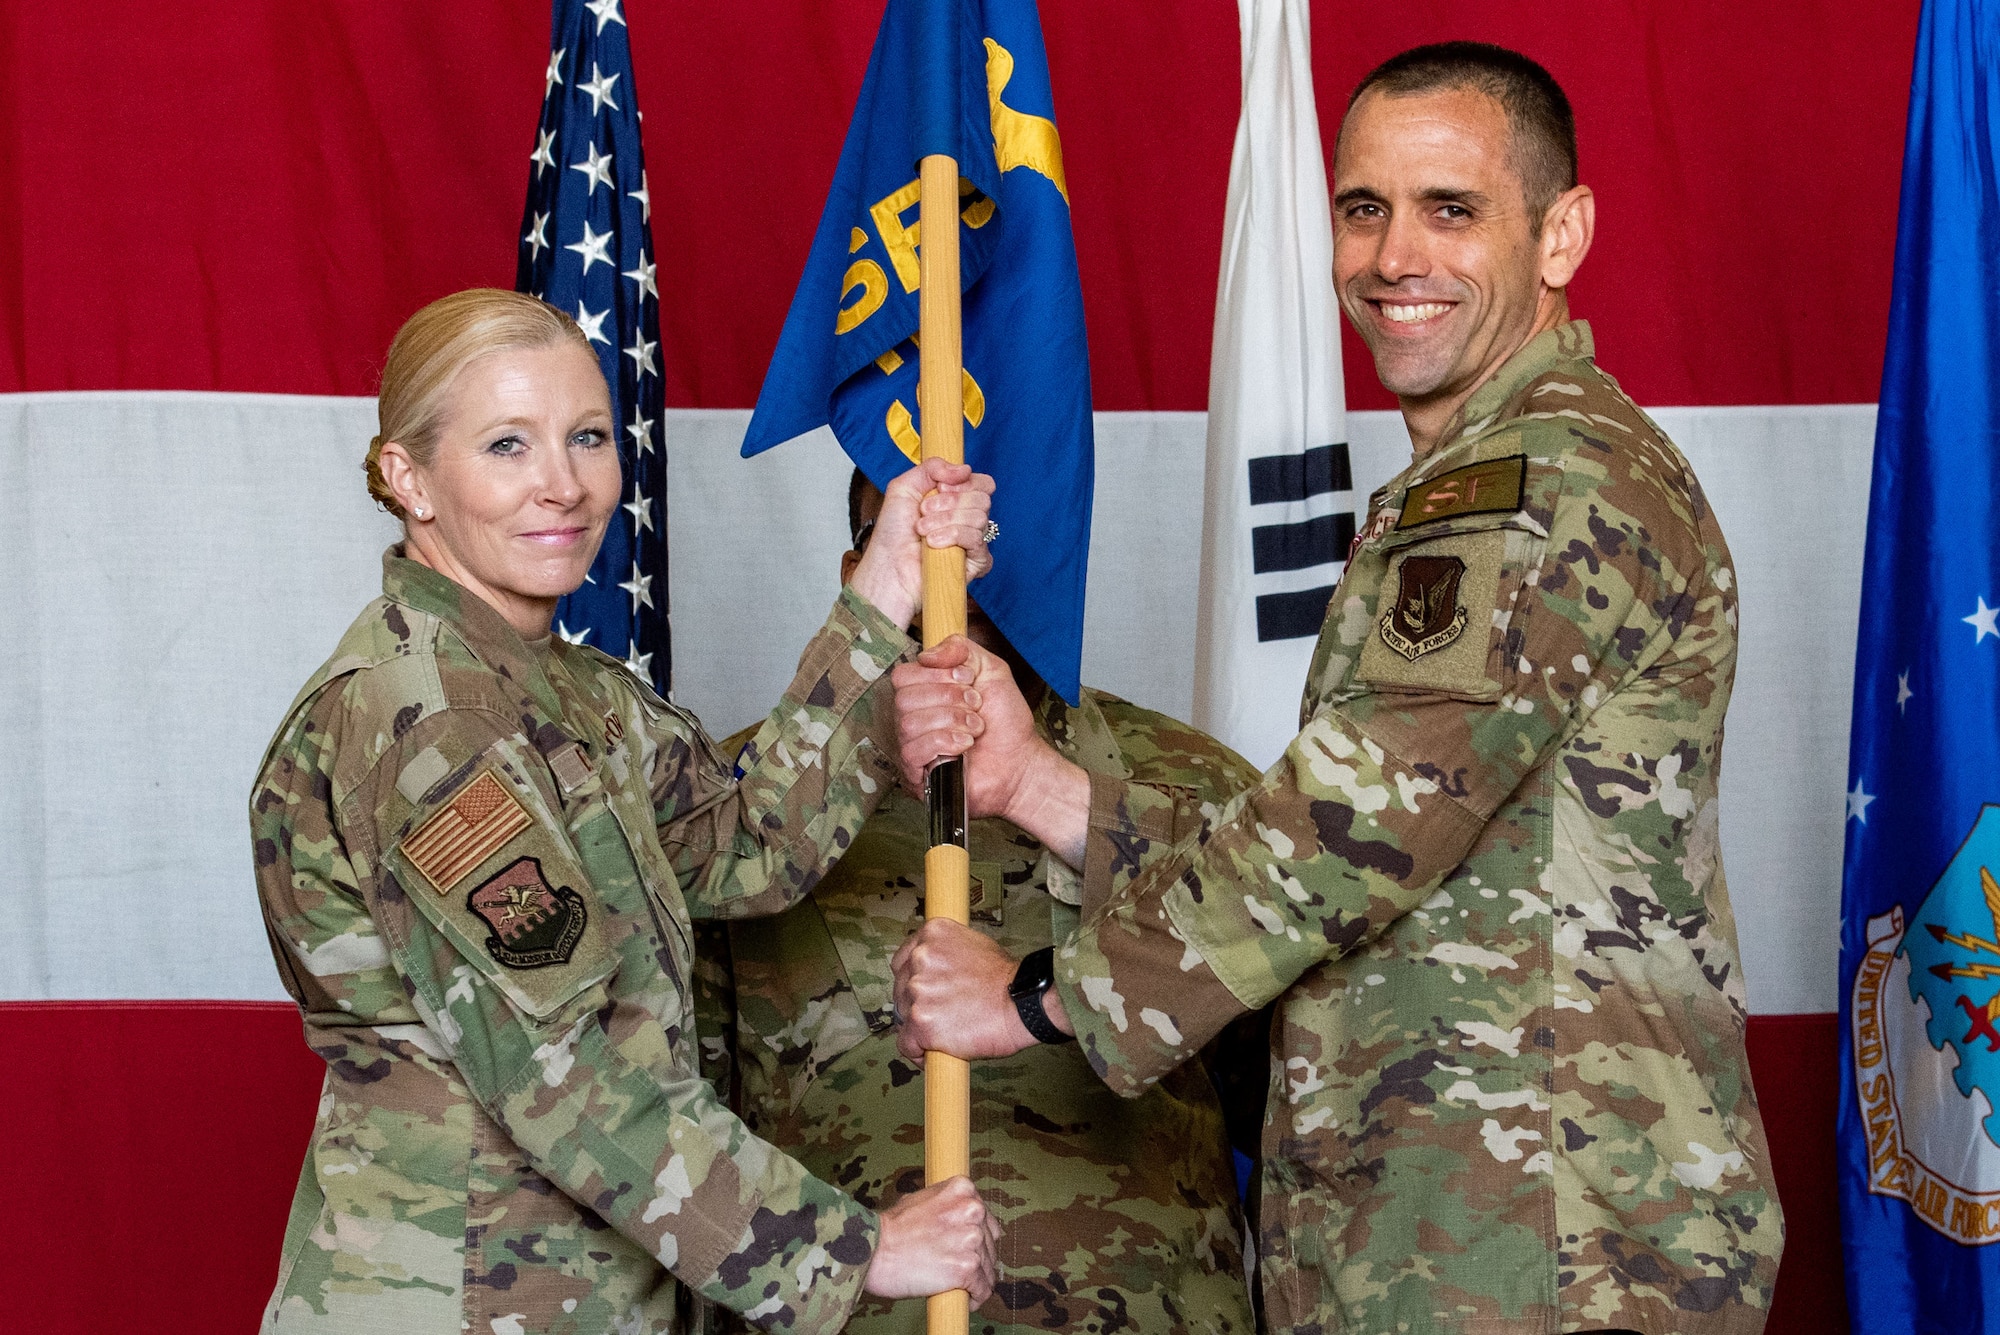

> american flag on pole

[{"left": 516, "top": 0, "right": 670, "bottom": 690}]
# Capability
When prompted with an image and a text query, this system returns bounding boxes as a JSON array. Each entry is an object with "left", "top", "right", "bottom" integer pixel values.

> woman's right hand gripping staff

[{"left": 865, "top": 1178, "right": 1003, "bottom": 1306}]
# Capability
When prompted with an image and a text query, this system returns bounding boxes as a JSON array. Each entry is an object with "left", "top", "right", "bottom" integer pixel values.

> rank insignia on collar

[
  {"left": 1381, "top": 555, "right": 1469, "bottom": 660},
  {"left": 603, "top": 709, "right": 624, "bottom": 749},
  {"left": 469, "top": 856, "right": 587, "bottom": 970}
]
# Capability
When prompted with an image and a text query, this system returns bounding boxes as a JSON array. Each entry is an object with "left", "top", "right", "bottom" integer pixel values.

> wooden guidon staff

[{"left": 916, "top": 147, "right": 972, "bottom": 1335}]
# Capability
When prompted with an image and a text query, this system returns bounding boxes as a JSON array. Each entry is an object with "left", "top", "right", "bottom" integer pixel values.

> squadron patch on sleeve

[
  {"left": 1396, "top": 455, "right": 1527, "bottom": 530},
  {"left": 1380, "top": 555, "right": 1469, "bottom": 660},
  {"left": 402, "top": 769, "right": 534, "bottom": 893},
  {"left": 469, "top": 856, "right": 588, "bottom": 969}
]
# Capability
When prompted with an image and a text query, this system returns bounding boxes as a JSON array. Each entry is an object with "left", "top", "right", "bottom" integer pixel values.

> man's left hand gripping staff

[{"left": 889, "top": 633, "right": 1082, "bottom": 1062}]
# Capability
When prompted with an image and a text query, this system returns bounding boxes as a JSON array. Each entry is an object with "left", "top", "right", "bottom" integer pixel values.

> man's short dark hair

[
  {"left": 848, "top": 466, "right": 876, "bottom": 550},
  {"left": 1348, "top": 42, "right": 1577, "bottom": 225}
]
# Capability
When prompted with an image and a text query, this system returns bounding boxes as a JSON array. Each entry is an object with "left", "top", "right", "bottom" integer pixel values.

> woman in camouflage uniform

[{"left": 250, "top": 289, "right": 1000, "bottom": 1334}]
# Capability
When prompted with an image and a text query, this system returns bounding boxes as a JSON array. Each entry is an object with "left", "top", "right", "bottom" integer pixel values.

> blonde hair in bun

[{"left": 369, "top": 289, "right": 597, "bottom": 520}]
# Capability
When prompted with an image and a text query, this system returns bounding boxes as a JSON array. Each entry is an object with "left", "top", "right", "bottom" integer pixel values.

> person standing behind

[
  {"left": 890, "top": 44, "right": 1781, "bottom": 1335},
  {"left": 691, "top": 473, "right": 1266, "bottom": 1335},
  {"left": 250, "top": 289, "right": 1001, "bottom": 1334}
]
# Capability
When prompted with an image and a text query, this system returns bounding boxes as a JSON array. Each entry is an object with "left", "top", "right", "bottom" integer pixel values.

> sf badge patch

[
  {"left": 1381, "top": 554, "right": 1469, "bottom": 661},
  {"left": 469, "top": 856, "right": 588, "bottom": 970}
]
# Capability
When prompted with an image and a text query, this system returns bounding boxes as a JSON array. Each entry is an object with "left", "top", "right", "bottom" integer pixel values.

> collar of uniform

[
  {"left": 1373, "top": 321, "right": 1595, "bottom": 509},
  {"left": 1036, "top": 687, "right": 1130, "bottom": 782},
  {"left": 1453, "top": 319, "right": 1595, "bottom": 439},
  {"left": 379, "top": 546, "right": 566, "bottom": 720},
  {"left": 542, "top": 640, "right": 619, "bottom": 751}
]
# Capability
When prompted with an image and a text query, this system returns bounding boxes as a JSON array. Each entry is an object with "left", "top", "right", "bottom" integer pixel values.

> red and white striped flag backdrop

[{"left": 0, "top": 3, "right": 1910, "bottom": 1331}]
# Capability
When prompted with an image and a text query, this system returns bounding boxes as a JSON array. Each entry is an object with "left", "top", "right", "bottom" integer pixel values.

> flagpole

[{"left": 916, "top": 147, "right": 972, "bottom": 1335}]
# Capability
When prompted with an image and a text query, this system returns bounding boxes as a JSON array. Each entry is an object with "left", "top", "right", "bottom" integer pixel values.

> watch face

[
  {"left": 1010, "top": 946, "right": 1055, "bottom": 1001},
  {"left": 1009, "top": 947, "right": 1072, "bottom": 1045}
]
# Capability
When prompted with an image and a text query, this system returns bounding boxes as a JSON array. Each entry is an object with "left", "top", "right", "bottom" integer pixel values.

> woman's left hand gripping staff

[{"left": 846, "top": 457, "right": 996, "bottom": 629}]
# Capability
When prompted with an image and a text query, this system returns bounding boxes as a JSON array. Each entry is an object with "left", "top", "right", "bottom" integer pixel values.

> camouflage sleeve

[
  {"left": 1077, "top": 775, "right": 1207, "bottom": 917},
  {"left": 1056, "top": 443, "right": 1712, "bottom": 1094},
  {"left": 353, "top": 707, "right": 879, "bottom": 1330},
  {"left": 658, "top": 585, "right": 911, "bottom": 921},
  {"left": 1075, "top": 701, "right": 1265, "bottom": 916},
  {"left": 252, "top": 688, "right": 432, "bottom": 1045},
  {"left": 692, "top": 920, "right": 740, "bottom": 1106}
]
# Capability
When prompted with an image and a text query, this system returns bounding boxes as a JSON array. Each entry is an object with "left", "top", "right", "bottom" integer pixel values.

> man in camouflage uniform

[
  {"left": 692, "top": 475, "right": 1264, "bottom": 1335},
  {"left": 251, "top": 548, "right": 984, "bottom": 1333},
  {"left": 890, "top": 42, "right": 1782, "bottom": 1335}
]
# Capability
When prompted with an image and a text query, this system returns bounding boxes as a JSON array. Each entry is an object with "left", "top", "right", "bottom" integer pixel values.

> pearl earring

[{"left": 414, "top": 507, "right": 426, "bottom": 519}]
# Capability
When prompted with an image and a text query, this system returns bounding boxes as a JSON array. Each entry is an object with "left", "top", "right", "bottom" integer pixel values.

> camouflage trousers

[{"left": 722, "top": 1037, "right": 1255, "bottom": 1335}]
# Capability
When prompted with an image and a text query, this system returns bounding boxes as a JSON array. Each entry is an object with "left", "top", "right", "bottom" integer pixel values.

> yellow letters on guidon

[
  {"left": 836, "top": 258, "right": 887, "bottom": 335},
  {"left": 831, "top": 38, "right": 1068, "bottom": 462},
  {"left": 884, "top": 354, "right": 987, "bottom": 463}
]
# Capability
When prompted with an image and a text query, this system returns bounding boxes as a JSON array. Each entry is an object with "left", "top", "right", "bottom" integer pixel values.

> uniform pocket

[{"left": 730, "top": 895, "right": 878, "bottom": 1110}]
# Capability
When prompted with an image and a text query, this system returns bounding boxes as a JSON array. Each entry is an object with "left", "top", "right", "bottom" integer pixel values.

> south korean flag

[{"left": 1192, "top": 0, "right": 1353, "bottom": 768}]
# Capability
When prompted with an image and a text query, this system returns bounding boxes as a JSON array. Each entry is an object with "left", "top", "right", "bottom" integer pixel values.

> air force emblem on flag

[{"left": 1852, "top": 805, "right": 2000, "bottom": 1244}]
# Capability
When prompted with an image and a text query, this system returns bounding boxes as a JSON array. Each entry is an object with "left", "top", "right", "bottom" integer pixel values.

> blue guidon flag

[
  {"left": 742, "top": 0, "right": 1093, "bottom": 705},
  {"left": 1839, "top": 0, "right": 2000, "bottom": 1327},
  {"left": 516, "top": 0, "right": 670, "bottom": 691}
]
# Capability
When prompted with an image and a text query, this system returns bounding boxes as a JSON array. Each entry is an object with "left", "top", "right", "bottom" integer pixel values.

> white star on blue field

[{"left": 515, "top": 0, "right": 669, "bottom": 690}]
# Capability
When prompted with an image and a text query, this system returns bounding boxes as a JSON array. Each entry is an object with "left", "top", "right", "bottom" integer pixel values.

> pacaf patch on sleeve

[
  {"left": 1357, "top": 529, "right": 1515, "bottom": 698},
  {"left": 1357, "top": 454, "right": 1555, "bottom": 697},
  {"left": 1379, "top": 555, "right": 1469, "bottom": 660}
]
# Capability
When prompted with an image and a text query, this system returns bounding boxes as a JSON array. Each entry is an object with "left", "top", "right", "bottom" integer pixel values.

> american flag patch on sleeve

[{"left": 402, "top": 770, "right": 534, "bottom": 894}]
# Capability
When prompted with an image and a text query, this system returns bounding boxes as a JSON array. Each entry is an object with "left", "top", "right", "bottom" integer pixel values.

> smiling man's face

[{"left": 1333, "top": 85, "right": 1558, "bottom": 429}]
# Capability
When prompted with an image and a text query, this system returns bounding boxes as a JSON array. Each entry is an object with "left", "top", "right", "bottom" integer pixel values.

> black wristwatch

[{"left": 1009, "top": 947, "right": 1074, "bottom": 1045}]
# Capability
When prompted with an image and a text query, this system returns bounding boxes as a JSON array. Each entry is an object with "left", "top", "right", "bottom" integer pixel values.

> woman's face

[{"left": 402, "top": 341, "right": 620, "bottom": 635}]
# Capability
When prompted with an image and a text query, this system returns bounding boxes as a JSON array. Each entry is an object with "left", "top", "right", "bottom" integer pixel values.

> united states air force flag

[
  {"left": 1839, "top": 1, "right": 2000, "bottom": 1329},
  {"left": 1191, "top": 0, "right": 1350, "bottom": 770},
  {"left": 743, "top": 0, "right": 1092, "bottom": 705},
  {"left": 516, "top": 0, "right": 670, "bottom": 691}
]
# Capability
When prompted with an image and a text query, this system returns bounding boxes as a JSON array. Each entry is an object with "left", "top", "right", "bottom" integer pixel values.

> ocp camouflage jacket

[
  {"left": 1051, "top": 323, "right": 1782, "bottom": 1334},
  {"left": 250, "top": 552, "right": 910, "bottom": 1334},
  {"left": 694, "top": 688, "right": 1263, "bottom": 1335}
]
